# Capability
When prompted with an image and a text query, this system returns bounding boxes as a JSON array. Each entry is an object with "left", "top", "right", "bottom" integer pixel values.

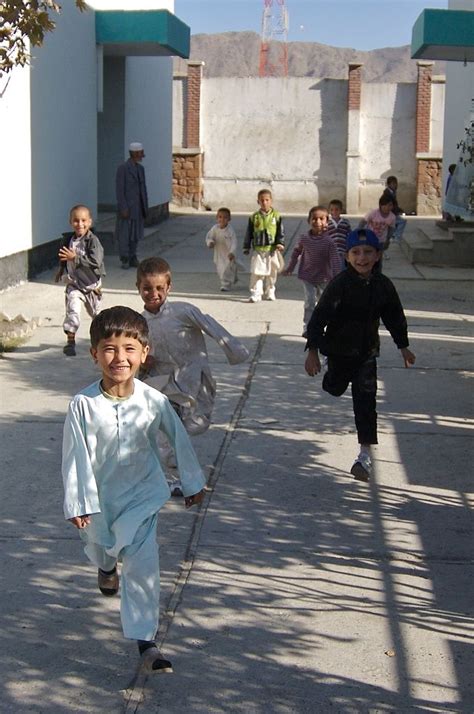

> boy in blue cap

[{"left": 304, "top": 228, "right": 416, "bottom": 481}]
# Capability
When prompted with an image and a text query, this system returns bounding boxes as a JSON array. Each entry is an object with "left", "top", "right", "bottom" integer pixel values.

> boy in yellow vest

[{"left": 243, "top": 189, "right": 285, "bottom": 302}]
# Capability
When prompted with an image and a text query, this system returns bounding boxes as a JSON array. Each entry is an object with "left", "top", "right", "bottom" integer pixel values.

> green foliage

[{"left": 0, "top": 0, "right": 87, "bottom": 76}]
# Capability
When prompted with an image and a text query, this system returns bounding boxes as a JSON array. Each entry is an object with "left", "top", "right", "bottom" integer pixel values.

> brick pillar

[
  {"left": 348, "top": 63, "right": 362, "bottom": 111},
  {"left": 415, "top": 62, "right": 440, "bottom": 215},
  {"left": 416, "top": 61, "right": 433, "bottom": 153},
  {"left": 185, "top": 61, "right": 204, "bottom": 149},
  {"left": 346, "top": 63, "right": 363, "bottom": 213}
]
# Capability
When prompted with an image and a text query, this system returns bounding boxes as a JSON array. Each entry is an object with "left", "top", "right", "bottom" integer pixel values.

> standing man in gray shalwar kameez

[{"left": 115, "top": 142, "right": 149, "bottom": 269}]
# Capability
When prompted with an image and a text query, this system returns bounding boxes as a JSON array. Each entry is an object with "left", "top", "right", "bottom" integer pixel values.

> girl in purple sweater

[{"left": 282, "top": 205, "right": 340, "bottom": 337}]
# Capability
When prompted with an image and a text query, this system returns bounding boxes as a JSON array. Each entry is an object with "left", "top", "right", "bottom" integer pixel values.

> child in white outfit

[{"left": 205, "top": 207, "right": 239, "bottom": 292}]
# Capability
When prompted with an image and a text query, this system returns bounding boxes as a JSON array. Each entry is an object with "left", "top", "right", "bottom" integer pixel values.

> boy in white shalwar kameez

[
  {"left": 62, "top": 306, "right": 205, "bottom": 673},
  {"left": 205, "top": 207, "right": 240, "bottom": 292},
  {"left": 136, "top": 257, "right": 250, "bottom": 494}
]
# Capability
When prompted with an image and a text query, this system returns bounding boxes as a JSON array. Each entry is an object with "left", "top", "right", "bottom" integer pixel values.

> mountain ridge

[{"left": 174, "top": 31, "right": 445, "bottom": 82}]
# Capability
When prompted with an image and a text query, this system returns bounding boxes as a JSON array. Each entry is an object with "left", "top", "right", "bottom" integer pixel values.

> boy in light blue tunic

[{"left": 62, "top": 306, "right": 206, "bottom": 672}]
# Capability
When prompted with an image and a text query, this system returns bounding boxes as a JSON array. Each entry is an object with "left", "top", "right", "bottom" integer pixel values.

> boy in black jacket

[{"left": 304, "top": 228, "right": 415, "bottom": 481}]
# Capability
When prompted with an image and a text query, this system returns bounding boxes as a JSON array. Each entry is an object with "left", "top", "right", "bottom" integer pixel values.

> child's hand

[
  {"left": 54, "top": 269, "right": 63, "bottom": 283},
  {"left": 228, "top": 253, "right": 235, "bottom": 261},
  {"left": 69, "top": 515, "right": 91, "bottom": 529},
  {"left": 275, "top": 244, "right": 284, "bottom": 252},
  {"left": 281, "top": 269, "right": 291, "bottom": 276},
  {"left": 59, "top": 246, "right": 75, "bottom": 261},
  {"left": 243, "top": 250, "right": 249, "bottom": 255},
  {"left": 305, "top": 350, "right": 321, "bottom": 376},
  {"left": 400, "top": 347, "right": 416, "bottom": 368},
  {"left": 207, "top": 241, "right": 215, "bottom": 249},
  {"left": 184, "top": 489, "right": 205, "bottom": 509}
]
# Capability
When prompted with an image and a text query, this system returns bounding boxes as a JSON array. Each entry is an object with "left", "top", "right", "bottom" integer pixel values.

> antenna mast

[{"left": 259, "top": 0, "right": 289, "bottom": 78}]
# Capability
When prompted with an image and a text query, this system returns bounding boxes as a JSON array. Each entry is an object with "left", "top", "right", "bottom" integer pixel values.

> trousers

[
  {"left": 82, "top": 514, "right": 160, "bottom": 641},
  {"left": 302, "top": 280, "right": 327, "bottom": 331},
  {"left": 116, "top": 215, "right": 144, "bottom": 260},
  {"left": 63, "top": 286, "right": 102, "bottom": 334},
  {"left": 322, "top": 356, "right": 378, "bottom": 445}
]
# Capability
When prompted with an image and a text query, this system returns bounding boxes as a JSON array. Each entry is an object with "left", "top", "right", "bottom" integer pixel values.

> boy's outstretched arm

[{"left": 400, "top": 347, "right": 416, "bottom": 368}]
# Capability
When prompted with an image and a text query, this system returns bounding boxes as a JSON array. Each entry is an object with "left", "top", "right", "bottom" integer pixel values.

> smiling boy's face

[
  {"left": 137, "top": 273, "right": 171, "bottom": 314},
  {"left": 91, "top": 333, "right": 149, "bottom": 394},
  {"left": 346, "top": 244, "right": 380, "bottom": 277}
]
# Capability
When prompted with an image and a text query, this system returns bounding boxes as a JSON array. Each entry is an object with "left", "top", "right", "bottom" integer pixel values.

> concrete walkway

[{"left": 0, "top": 213, "right": 473, "bottom": 713}]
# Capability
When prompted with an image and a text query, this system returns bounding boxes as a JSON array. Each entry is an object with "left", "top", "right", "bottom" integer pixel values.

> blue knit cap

[{"left": 346, "top": 228, "right": 381, "bottom": 251}]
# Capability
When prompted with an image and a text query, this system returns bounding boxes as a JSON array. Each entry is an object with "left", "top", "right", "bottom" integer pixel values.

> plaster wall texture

[
  {"left": 200, "top": 77, "right": 347, "bottom": 212},
  {"left": 0, "top": 65, "right": 32, "bottom": 259},
  {"left": 172, "top": 76, "right": 185, "bottom": 148},
  {"left": 125, "top": 57, "right": 173, "bottom": 207},
  {"left": 99, "top": 56, "right": 174, "bottom": 208},
  {"left": 0, "top": 3, "right": 97, "bottom": 260},
  {"left": 441, "top": 0, "right": 474, "bottom": 195},
  {"left": 430, "top": 81, "right": 445, "bottom": 155},
  {"left": 98, "top": 57, "right": 126, "bottom": 206},
  {"left": 359, "top": 83, "right": 417, "bottom": 212},
  {"left": 174, "top": 76, "right": 439, "bottom": 213}
]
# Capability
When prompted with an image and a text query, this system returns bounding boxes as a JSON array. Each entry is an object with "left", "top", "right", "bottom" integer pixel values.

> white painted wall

[
  {"left": 442, "top": 0, "right": 474, "bottom": 197},
  {"left": 200, "top": 77, "right": 348, "bottom": 212},
  {"left": 125, "top": 57, "right": 174, "bottom": 207},
  {"left": 174, "top": 76, "right": 427, "bottom": 213},
  {"left": 431, "top": 80, "right": 445, "bottom": 154},
  {"left": 360, "top": 83, "right": 416, "bottom": 211},
  {"left": 0, "top": 66, "right": 32, "bottom": 259},
  {"left": 30, "top": 3, "right": 97, "bottom": 247},
  {"left": 0, "top": 2, "right": 97, "bottom": 261},
  {"left": 172, "top": 76, "right": 185, "bottom": 148}
]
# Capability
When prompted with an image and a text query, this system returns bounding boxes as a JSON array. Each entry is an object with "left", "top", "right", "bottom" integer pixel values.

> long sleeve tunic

[
  {"left": 62, "top": 379, "right": 206, "bottom": 558},
  {"left": 143, "top": 300, "right": 249, "bottom": 433},
  {"left": 286, "top": 230, "right": 340, "bottom": 285}
]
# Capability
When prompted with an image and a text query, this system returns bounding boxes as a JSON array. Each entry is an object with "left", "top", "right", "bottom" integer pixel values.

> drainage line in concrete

[{"left": 124, "top": 324, "right": 270, "bottom": 712}]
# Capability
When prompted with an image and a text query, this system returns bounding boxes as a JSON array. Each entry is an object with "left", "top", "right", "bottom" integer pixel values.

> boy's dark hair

[
  {"left": 90, "top": 306, "right": 149, "bottom": 348},
  {"left": 217, "top": 207, "right": 231, "bottom": 220},
  {"left": 379, "top": 194, "right": 394, "bottom": 207},
  {"left": 69, "top": 204, "right": 92, "bottom": 220},
  {"left": 257, "top": 188, "right": 272, "bottom": 200},
  {"left": 136, "top": 257, "right": 172, "bottom": 286},
  {"left": 308, "top": 205, "right": 329, "bottom": 221},
  {"left": 329, "top": 199, "right": 343, "bottom": 210},
  {"left": 386, "top": 176, "right": 398, "bottom": 185}
]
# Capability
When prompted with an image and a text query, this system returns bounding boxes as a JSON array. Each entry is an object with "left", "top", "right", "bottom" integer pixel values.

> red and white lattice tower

[{"left": 258, "top": 0, "right": 289, "bottom": 78}]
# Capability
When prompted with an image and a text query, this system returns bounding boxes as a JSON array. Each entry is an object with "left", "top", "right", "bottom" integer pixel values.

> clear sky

[{"left": 174, "top": 0, "right": 448, "bottom": 51}]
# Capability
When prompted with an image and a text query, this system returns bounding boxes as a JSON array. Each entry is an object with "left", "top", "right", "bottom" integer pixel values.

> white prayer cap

[{"left": 129, "top": 142, "right": 143, "bottom": 152}]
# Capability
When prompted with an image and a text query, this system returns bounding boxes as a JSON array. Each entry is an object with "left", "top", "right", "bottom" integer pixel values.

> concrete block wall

[{"left": 172, "top": 63, "right": 445, "bottom": 215}]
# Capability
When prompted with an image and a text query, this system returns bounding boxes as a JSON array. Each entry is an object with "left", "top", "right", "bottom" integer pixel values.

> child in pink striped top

[{"left": 282, "top": 205, "right": 340, "bottom": 338}]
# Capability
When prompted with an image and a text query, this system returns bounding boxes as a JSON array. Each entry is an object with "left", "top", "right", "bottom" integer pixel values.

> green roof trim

[
  {"left": 95, "top": 10, "right": 190, "bottom": 58},
  {"left": 411, "top": 9, "right": 474, "bottom": 62}
]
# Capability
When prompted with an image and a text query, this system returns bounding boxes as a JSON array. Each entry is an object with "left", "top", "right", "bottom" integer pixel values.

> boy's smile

[
  {"left": 310, "top": 210, "right": 328, "bottom": 235},
  {"left": 346, "top": 245, "right": 380, "bottom": 278},
  {"left": 138, "top": 273, "right": 171, "bottom": 314},
  {"left": 91, "top": 334, "right": 149, "bottom": 396},
  {"left": 70, "top": 208, "right": 92, "bottom": 238}
]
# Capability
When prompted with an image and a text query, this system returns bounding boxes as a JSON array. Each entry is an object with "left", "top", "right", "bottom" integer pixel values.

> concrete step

[{"left": 401, "top": 223, "right": 474, "bottom": 267}]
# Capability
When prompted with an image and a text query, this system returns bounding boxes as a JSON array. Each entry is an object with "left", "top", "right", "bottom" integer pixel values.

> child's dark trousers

[{"left": 322, "top": 356, "right": 378, "bottom": 445}]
